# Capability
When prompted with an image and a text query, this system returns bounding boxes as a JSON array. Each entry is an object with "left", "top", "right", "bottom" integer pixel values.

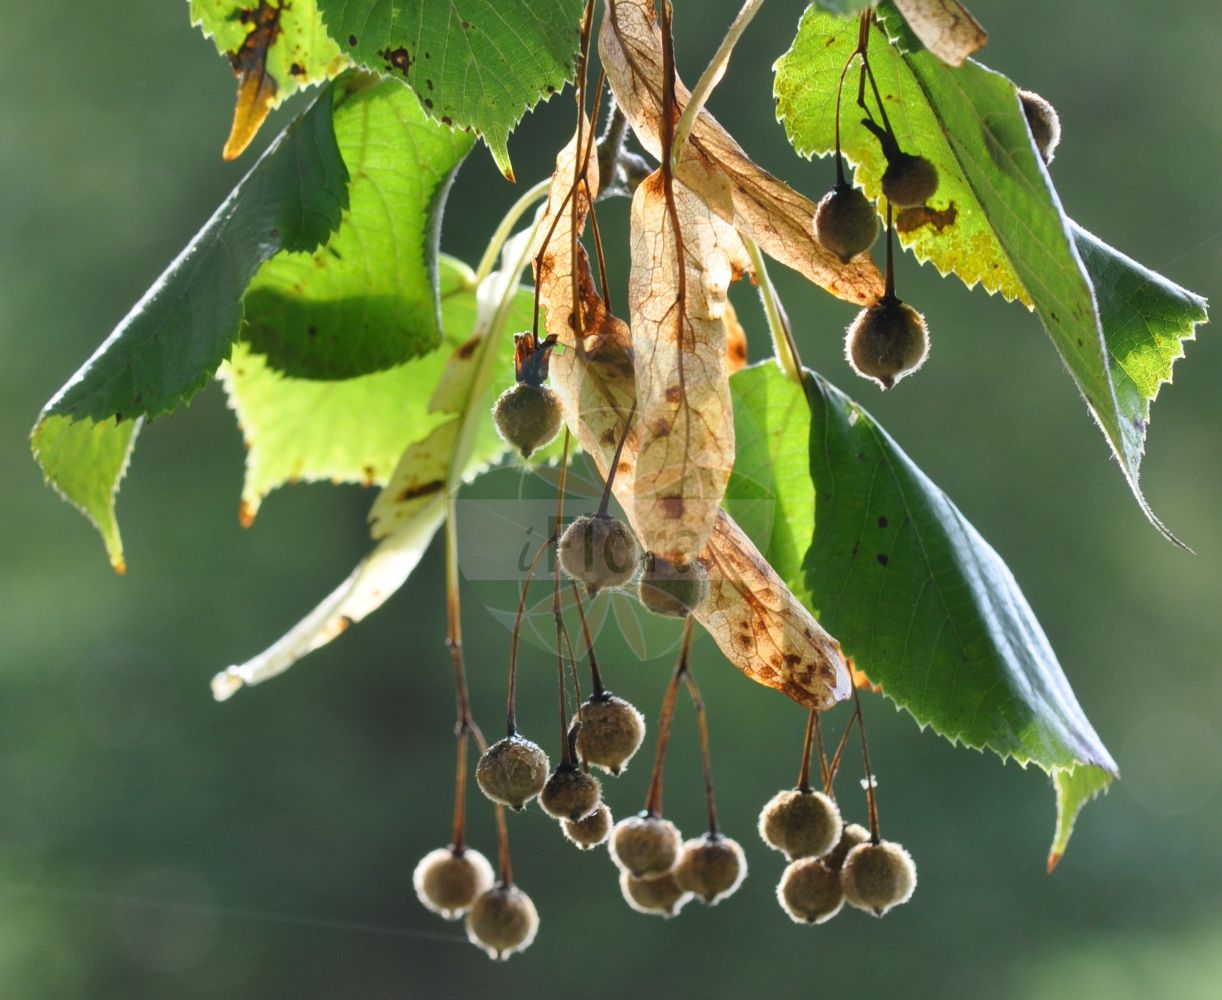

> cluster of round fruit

[{"left": 760, "top": 786, "right": 915, "bottom": 922}]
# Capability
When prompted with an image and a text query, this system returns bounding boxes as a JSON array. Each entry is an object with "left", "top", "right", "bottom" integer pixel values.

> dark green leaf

[
  {"left": 243, "top": 75, "right": 474, "bottom": 378},
  {"left": 40, "top": 84, "right": 348, "bottom": 424},
  {"left": 727, "top": 361, "right": 1115, "bottom": 858},
  {"left": 318, "top": 0, "right": 585, "bottom": 178}
]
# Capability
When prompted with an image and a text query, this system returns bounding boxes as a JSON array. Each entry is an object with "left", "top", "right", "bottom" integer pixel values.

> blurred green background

[{"left": 3, "top": 1, "right": 1220, "bottom": 997}]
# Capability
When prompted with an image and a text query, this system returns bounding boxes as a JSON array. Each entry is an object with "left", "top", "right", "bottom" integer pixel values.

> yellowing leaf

[
  {"left": 191, "top": 0, "right": 350, "bottom": 160},
  {"left": 629, "top": 173, "right": 745, "bottom": 561},
  {"left": 534, "top": 127, "right": 850, "bottom": 711},
  {"left": 599, "top": 0, "right": 882, "bottom": 305}
]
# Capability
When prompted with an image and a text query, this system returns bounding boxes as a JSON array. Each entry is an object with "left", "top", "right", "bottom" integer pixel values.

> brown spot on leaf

[
  {"left": 877, "top": 515, "right": 888, "bottom": 528},
  {"left": 289, "top": 62, "right": 305, "bottom": 76},
  {"left": 380, "top": 46, "right": 412, "bottom": 76},
  {"left": 348, "top": 34, "right": 358, "bottom": 46},
  {"left": 455, "top": 333, "right": 481, "bottom": 359},
  {"left": 399, "top": 479, "right": 444, "bottom": 503},
  {"left": 876, "top": 553, "right": 889, "bottom": 567},
  {"left": 659, "top": 497, "right": 685, "bottom": 519}
]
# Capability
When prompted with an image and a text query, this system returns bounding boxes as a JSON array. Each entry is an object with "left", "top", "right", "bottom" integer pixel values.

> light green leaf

[
  {"left": 725, "top": 361, "right": 814, "bottom": 592},
  {"left": 222, "top": 256, "right": 517, "bottom": 523},
  {"left": 1073, "top": 223, "right": 1209, "bottom": 472},
  {"left": 774, "top": 6, "right": 1025, "bottom": 300},
  {"left": 1050, "top": 764, "right": 1113, "bottom": 873},
  {"left": 213, "top": 220, "right": 546, "bottom": 698},
  {"left": 317, "top": 0, "right": 585, "bottom": 178},
  {"left": 29, "top": 416, "right": 139, "bottom": 574},
  {"left": 191, "top": 0, "right": 351, "bottom": 158},
  {"left": 243, "top": 76, "right": 474, "bottom": 378},
  {"left": 775, "top": 5, "right": 1209, "bottom": 540}
]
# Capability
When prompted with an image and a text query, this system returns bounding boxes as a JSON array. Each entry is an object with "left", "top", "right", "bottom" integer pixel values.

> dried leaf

[
  {"left": 629, "top": 173, "right": 746, "bottom": 561},
  {"left": 891, "top": 0, "right": 988, "bottom": 67},
  {"left": 600, "top": 0, "right": 883, "bottom": 306},
  {"left": 534, "top": 129, "right": 849, "bottom": 710}
]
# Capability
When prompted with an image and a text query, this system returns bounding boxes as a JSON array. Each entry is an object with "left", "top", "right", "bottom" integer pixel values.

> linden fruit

[
  {"left": 412, "top": 846, "right": 495, "bottom": 920},
  {"left": 840, "top": 839, "right": 917, "bottom": 917},
  {"left": 492, "top": 382, "right": 563, "bottom": 459},
  {"left": 1018, "top": 88, "right": 1061, "bottom": 165},
  {"left": 557, "top": 514, "right": 640, "bottom": 595},
  {"left": 637, "top": 554, "right": 710, "bottom": 618},
  {"left": 475, "top": 734, "right": 549, "bottom": 811},
  {"left": 673, "top": 833, "right": 747, "bottom": 905},
  {"left": 619, "top": 870, "right": 692, "bottom": 918},
  {"left": 758, "top": 789, "right": 843, "bottom": 861},
  {"left": 562, "top": 802, "right": 613, "bottom": 850},
  {"left": 777, "top": 858, "right": 844, "bottom": 925},
  {"left": 465, "top": 883, "right": 539, "bottom": 960},
  {"left": 539, "top": 764, "right": 602, "bottom": 821},
  {"left": 609, "top": 814, "right": 682, "bottom": 879},
  {"left": 845, "top": 295, "right": 929, "bottom": 390},
  {"left": 572, "top": 694, "right": 645, "bottom": 775},
  {"left": 815, "top": 183, "right": 880, "bottom": 264},
  {"left": 824, "top": 822, "right": 871, "bottom": 872},
  {"left": 881, "top": 152, "right": 939, "bottom": 208}
]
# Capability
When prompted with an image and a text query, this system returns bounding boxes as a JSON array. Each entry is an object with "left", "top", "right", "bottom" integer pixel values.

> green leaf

[
  {"left": 243, "top": 75, "right": 474, "bottom": 379},
  {"left": 774, "top": 5, "right": 1209, "bottom": 540},
  {"left": 39, "top": 84, "right": 348, "bottom": 426},
  {"left": 31, "top": 85, "right": 350, "bottom": 567},
  {"left": 801, "top": 368, "right": 1117, "bottom": 857},
  {"left": 29, "top": 416, "right": 139, "bottom": 574},
  {"left": 1073, "top": 223, "right": 1209, "bottom": 472},
  {"left": 318, "top": 0, "right": 585, "bottom": 178},
  {"left": 224, "top": 255, "right": 491, "bottom": 522},
  {"left": 213, "top": 222, "right": 546, "bottom": 698},
  {"left": 1050, "top": 764, "right": 1113, "bottom": 873},
  {"left": 726, "top": 361, "right": 1115, "bottom": 858},
  {"left": 192, "top": 0, "right": 348, "bottom": 99},
  {"left": 725, "top": 361, "right": 814, "bottom": 592},
  {"left": 774, "top": 7, "right": 1026, "bottom": 300}
]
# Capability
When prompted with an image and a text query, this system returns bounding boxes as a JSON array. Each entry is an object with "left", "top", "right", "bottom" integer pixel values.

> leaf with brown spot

[
  {"left": 192, "top": 0, "right": 350, "bottom": 160},
  {"left": 599, "top": 0, "right": 882, "bottom": 306},
  {"left": 534, "top": 127, "right": 850, "bottom": 711},
  {"left": 628, "top": 173, "right": 746, "bottom": 561}
]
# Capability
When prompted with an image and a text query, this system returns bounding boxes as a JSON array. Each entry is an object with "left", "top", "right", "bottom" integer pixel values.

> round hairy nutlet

[
  {"left": 673, "top": 833, "right": 747, "bottom": 905},
  {"left": 557, "top": 514, "right": 640, "bottom": 594},
  {"left": 609, "top": 814, "right": 682, "bottom": 878},
  {"left": 637, "top": 554, "right": 710, "bottom": 618},
  {"left": 412, "top": 846, "right": 495, "bottom": 920},
  {"left": 563, "top": 802, "right": 613, "bottom": 850},
  {"left": 845, "top": 295, "right": 929, "bottom": 390},
  {"left": 465, "top": 883, "right": 539, "bottom": 960},
  {"left": 840, "top": 839, "right": 917, "bottom": 916},
  {"left": 824, "top": 822, "right": 871, "bottom": 872},
  {"left": 758, "top": 789, "right": 843, "bottom": 861},
  {"left": 881, "top": 152, "right": 938, "bottom": 208},
  {"left": 619, "top": 870, "right": 692, "bottom": 918},
  {"left": 572, "top": 694, "right": 645, "bottom": 775},
  {"left": 815, "top": 183, "right": 880, "bottom": 264},
  {"left": 475, "top": 734, "right": 549, "bottom": 811},
  {"left": 492, "top": 382, "right": 563, "bottom": 459},
  {"left": 777, "top": 857, "right": 844, "bottom": 924},
  {"left": 539, "top": 764, "right": 602, "bottom": 821},
  {"left": 1018, "top": 88, "right": 1061, "bottom": 165}
]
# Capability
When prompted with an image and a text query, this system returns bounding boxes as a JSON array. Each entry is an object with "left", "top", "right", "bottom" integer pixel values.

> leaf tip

[
  {"left": 224, "top": 70, "right": 277, "bottom": 161},
  {"left": 1045, "top": 850, "right": 1062, "bottom": 875},
  {"left": 239, "top": 498, "right": 258, "bottom": 529}
]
